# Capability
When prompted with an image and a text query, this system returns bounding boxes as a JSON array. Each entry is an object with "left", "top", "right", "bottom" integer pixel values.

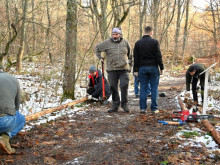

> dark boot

[
  {"left": 0, "top": 134, "right": 16, "bottom": 154},
  {"left": 122, "top": 105, "right": 129, "bottom": 113},
  {"left": 108, "top": 107, "right": 118, "bottom": 113}
]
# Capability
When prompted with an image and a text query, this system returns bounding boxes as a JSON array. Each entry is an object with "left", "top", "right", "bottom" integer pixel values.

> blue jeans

[
  {"left": 139, "top": 66, "right": 160, "bottom": 111},
  {"left": 134, "top": 76, "right": 151, "bottom": 96},
  {"left": 0, "top": 111, "right": 25, "bottom": 138}
]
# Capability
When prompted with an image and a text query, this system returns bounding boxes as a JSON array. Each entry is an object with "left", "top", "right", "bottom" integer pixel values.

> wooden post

[
  {"left": 203, "top": 70, "right": 209, "bottom": 115},
  {"left": 199, "top": 63, "right": 217, "bottom": 115}
]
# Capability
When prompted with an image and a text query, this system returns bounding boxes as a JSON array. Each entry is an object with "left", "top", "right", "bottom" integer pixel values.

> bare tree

[
  {"left": 63, "top": 0, "right": 78, "bottom": 100},
  {"left": 182, "top": 0, "right": 190, "bottom": 59},
  {"left": 139, "top": 0, "right": 147, "bottom": 38},
  {"left": 173, "top": 0, "right": 184, "bottom": 62},
  {"left": 91, "top": 0, "right": 109, "bottom": 40},
  {"left": 16, "top": 0, "right": 28, "bottom": 72}
]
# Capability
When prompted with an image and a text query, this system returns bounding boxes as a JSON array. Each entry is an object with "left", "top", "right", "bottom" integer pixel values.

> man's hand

[
  {"left": 160, "top": 70, "right": 164, "bottom": 75},
  {"left": 88, "top": 95, "right": 92, "bottom": 100},
  {"left": 133, "top": 72, "right": 138, "bottom": 77}
]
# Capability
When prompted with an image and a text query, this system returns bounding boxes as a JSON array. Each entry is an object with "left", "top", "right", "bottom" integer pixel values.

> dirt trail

[{"left": 1, "top": 76, "right": 219, "bottom": 165}]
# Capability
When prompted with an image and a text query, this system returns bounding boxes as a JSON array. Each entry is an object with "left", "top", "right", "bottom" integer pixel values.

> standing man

[
  {"left": 0, "top": 64, "right": 25, "bottom": 154},
  {"left": 186, "top": 63, "right": 206, "bottom": 104},
  {"left": 133, "top": 26, "right": 164, "bottom": 114},
  {"left": 95, "top": 28, "right": 131, "bottom": 113}
]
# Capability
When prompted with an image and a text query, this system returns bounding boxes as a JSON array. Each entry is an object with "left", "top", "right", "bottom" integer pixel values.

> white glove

[
  {"left": 88, "top": 95, "right": 92, "bottom": 100},
  {"left": 100, "top": 57, "right": 104, "bottom": 63},
  {"left": 185, "top": 91, "right": 191, "bottom": 96},
  {"left": 133, "top": 72, "right": 138, "bottom": 77}
]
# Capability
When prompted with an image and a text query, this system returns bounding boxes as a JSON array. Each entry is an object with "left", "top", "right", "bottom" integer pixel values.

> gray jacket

[
  {"left": 0, "top": 71, "right": 20, "bottom": 117},
  {"left": 95, "top": 38, "right": 131, "bottom": 71}
]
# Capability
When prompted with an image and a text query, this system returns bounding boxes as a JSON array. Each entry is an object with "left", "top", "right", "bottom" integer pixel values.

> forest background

[{"left": 0, "top": 0, "right": 219, "bottom": 102}]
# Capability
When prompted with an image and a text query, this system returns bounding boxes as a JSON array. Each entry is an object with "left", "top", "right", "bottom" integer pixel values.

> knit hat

[
  {"left": 0, "top": 64, "right": 4, "bottom": 70},
  {"left": 89, "top": 65, "right": 96, "bottom": 73},
  {"left": 112, "top": 28, "right": 122, "bottom": 34},
  {"left": 188, "top": 65, "right": 196, "bottom": 72}
]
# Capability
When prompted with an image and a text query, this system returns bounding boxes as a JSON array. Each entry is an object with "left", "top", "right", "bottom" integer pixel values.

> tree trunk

[
  {"left": 202, "top": 119, "right": 220, "bottom": 145},
  {"left": 46, "top": 0, "right": 52, "bottom": 64},
  {"left": 151, "top": 0, "right": 160, "bottom": 39},
  {"left": 91, "top": 0, "right": 109, "bottom": 40},
  {"left": 139, "top": 0, "right": 147, "bottom": 38},
  {"left": 210, "top": 0, "right": 218, "bottom": 55},
  {"left": 29, "top": 0, "right": 36, "bottom": 62},
  {"left": 63, "top": 0, "right": 78, "bottom": 100},
  {"left": 182, "top": 0, "right": 189, "bottom": 60},
  {"left": 16, "top": 0, "right": 28, "bottom": 72},
  {"left": 173, "top": 0, "right": 182, "bottom": 63}
]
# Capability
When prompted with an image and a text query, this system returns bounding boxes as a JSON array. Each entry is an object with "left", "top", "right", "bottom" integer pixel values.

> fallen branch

[
  {"left": 202, "top": 119, "right": 220, "bottom": 145},
  {"left": 25, "top": 97, "right": 88, "bottom": 121}
]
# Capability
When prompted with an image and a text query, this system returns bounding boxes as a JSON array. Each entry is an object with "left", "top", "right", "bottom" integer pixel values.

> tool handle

[{"left": 164, "top": 122, "right": 181, "bottom": 125}]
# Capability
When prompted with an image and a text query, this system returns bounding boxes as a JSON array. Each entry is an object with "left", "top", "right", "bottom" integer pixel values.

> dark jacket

[
  {"left": 0, "top": 71, "right": 20, "bottom": 117},
  {"left": 133, "top": 35, "right": 164, "bottom": 72},
  {"left": 186, "top": 63, "right": 206, "bottom": 91},
  {"left": 88, "top": 69, "right": 111, "bottom": 98}
]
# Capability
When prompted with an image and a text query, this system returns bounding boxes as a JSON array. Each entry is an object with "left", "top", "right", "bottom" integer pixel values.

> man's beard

[{"left": 112, "top": 37, "right": 120, "bottom": 42}]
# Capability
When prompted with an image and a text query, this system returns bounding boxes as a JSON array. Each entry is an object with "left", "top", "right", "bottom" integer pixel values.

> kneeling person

[
  {"left": 87, "top": 65, "right": 111, "bottom": 103},
  {"left": 0, "top": 64, "right": 25, "bottom": 154}
]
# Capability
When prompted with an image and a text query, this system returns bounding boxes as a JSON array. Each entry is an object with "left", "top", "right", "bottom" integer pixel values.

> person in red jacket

[{"left": 87, "top": 65, "right": 111, "bottom": 104}]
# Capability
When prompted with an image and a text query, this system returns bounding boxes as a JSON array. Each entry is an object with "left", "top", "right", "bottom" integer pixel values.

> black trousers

[
  {"left": 107, "top": 70, "right": 129, "bottom": 108},
  {"left": 192, "top": 78, "right": 204, "bottom": 102}
]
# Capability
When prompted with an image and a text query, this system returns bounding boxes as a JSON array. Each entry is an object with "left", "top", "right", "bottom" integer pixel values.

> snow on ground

[
  {"left": 11, "top": 63, "right": 220, "bottom": 153},
  {"left": 175, "top": 126, "right": 219, "bottom": 153}
]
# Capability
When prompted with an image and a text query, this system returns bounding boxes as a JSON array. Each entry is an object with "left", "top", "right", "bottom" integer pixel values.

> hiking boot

[
  {"left": 152, "top": 110, "right": 159, "bottom": 114},
  {"left": 108, "top": 107, "right": 118, "bottom": 113},
  {"left": 140, "top": 109, "right": 146, "bottom": 114},
  {"left": 0, "top": 134, "right": 16, "bottom": 154},
  {"left": 135, "top": 94, "right": 139, "bottom": 98},
  {"left": 122, "top": 105, "right": 129, "bottom": 113}
]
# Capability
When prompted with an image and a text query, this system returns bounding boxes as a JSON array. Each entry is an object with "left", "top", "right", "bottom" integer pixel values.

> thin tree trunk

[
  {"left": 139, "top": 0, "right": 147, "bottom": 38},
  {"left": 63, "top": 0, "right": 78, "bottom": 100},
  {"left": 210, "top": 0, "right": 218, "bottom": 55},
  {"left": 16, "top": 0, "right": 28, "bottom": 72},
  {"left": 29, "top": 0, "right": 36, "bottom": 62},
  {"left": 173, "top": 0, "right": 182, "bottom": 63},
  {"left": 182, "top": 0, "right": 189, "bottom": 60},
  {"left": 46, "top": 0, "right": 52, "bottom": 64},
  {"left": 91, "top": 0, "right": 108, "bottom": 40}
]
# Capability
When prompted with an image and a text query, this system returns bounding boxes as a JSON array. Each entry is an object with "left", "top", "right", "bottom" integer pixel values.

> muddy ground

[{"left": 0, "top": 76, "right": 219, "bottom": 165}]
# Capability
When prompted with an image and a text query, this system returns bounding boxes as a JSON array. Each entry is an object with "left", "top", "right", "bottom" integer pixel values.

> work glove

[
  {"left": 88, "top": 95, "right": 93, "bottom": 100},
  {"left": 133, "top": 72, "right": 138, "bottom": 77},
  {"left": 185, "top": 91, "right": 191, "bottom": 97},
  {"left": 100, "top": 57, "right": 104, "bottom": 63}
]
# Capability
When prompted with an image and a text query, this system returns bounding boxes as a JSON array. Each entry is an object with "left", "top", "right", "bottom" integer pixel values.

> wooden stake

[
  {"left": 25, "top": 97, "right": 88, "bottom": 121},
  {"left": 202, "top": 119, "right": 220, "bottom": 145}
]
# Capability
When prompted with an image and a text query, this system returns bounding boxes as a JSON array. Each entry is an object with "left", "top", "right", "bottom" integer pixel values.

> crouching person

[
  {"left": 0, "top": 64, "right": 25, "bottom": 154},
  {"left": 87, "top": 65, "right": 111, "bottom": 104}
]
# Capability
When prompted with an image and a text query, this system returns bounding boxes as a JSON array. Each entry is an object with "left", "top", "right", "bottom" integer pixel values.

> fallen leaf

[{"left": 44, "top": 157, "right": 57, "bottom": 165}]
